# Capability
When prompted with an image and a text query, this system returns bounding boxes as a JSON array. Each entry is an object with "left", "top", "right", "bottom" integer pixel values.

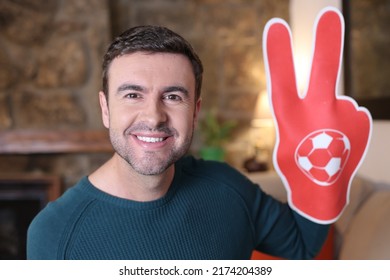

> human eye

[
  {"left": 124, "top": 92, "right": 141, "bottom": 99},
  {"left": 162, "top": 86, "right": 189, "bottom": 104},
  {"left": 163, "top": 94, "right": 182, "bottom": 101}
]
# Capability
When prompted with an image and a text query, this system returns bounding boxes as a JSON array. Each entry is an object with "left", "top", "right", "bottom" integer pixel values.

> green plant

[{"left": 199, "top": 110, "right": 237, "bottom": 147}]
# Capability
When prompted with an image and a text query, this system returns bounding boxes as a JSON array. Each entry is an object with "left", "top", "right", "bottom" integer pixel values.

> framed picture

[{"left": 343, "top": 0, "right": 390, "bottom": 119}]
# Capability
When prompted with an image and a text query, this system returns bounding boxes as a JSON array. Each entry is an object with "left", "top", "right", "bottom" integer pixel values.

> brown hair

[{"left": 102, "top": 25, "right": 203, "bottom": 101}]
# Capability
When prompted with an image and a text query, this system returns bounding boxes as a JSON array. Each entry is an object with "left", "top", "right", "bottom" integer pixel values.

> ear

[
  {"left": 99, "top": 91, "right": 110, "bottom": 129},
  {"left": 193, "top": 98, "right": 202, "bottom": 128}
]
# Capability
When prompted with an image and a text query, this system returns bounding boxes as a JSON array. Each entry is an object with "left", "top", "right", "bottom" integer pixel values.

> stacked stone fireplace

[
  {"left": 0, "top": 0, "right": 288, "bottom": 259},
  {"left": 0, "top": 0, "right": 112, "bottom": 183},
  {"left": 0, "top": 0, "right": 113, "bottom": 259}
]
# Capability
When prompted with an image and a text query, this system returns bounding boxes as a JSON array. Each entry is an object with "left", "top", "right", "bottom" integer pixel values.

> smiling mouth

[{"left": 136, "top": 136, "right": 167, "bottom": 143}]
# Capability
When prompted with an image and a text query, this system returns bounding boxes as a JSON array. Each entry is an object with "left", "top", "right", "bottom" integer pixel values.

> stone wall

[
  {"left": 347, "top": 0, "right": 390, "bottom": 99},
  {"left": 0, "top": 0, "right": 109, "bottom": 130},
  {"left": 0, "top": 0, "right": 289, "bottom": 188},
  {"left": 0, "top": 0, "right": 112, "bottom": 187}
]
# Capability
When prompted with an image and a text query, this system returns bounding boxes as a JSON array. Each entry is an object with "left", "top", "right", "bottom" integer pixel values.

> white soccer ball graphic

[{"left": 295, "top": 129, "right": 351, "bottom": 186}]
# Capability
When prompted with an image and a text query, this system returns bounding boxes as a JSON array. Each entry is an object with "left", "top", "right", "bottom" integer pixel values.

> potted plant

[{"left": 198, "top": 109, "right": 236, "bottom": 161}]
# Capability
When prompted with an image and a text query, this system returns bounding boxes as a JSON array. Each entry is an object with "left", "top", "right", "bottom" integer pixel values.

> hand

[{"left": 263, "top": 7, "right": 372, "bottom": 223}]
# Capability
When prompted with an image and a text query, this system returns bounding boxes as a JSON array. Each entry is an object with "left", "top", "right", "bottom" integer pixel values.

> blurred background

[
  {"left": 0, "top": 0, "right": 291, "bottom": 186},
  {"left": 0, "top": 0, "right": 389, "bottom": 259}
]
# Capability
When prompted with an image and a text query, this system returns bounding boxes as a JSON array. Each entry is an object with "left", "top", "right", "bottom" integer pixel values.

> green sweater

[{"left": 27, "top": 156, "right": 328, "bottom": 260}]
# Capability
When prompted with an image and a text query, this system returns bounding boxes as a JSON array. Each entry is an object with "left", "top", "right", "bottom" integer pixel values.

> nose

[{"left": 141, "top": 97, "right": 168, "bottom": 127}]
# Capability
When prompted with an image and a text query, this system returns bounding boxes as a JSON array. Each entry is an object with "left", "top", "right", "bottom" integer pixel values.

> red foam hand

[{"left": 263, "top": 7, "right": 372, "bottom": 224}]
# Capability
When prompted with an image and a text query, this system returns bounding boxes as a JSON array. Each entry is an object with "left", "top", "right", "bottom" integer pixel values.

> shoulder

[
  {"left": 177, "top": 156, "right": 286, "bottom": 232},
  {"left": 177, "top": 156, "right": 265, "bottom": 203},
  {"left": 179, "top": 156, "right": 248, "bottom": 181},
  {"left": 27, "top": 177, "right": 94, "bottom": 259}
]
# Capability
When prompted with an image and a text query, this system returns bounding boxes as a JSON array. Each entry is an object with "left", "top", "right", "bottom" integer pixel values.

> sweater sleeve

[
  {"left": 184, "top": 157, "right": 330, "bottom": 260},
  {"left": 252, "top": 192, "right": 330, "bottom": 259},
  {"left": 27, "top": 181, "right": 93, "bottom": 260},
  {"left": 27, "top": 201, "right": 67, "bottom": 259}
]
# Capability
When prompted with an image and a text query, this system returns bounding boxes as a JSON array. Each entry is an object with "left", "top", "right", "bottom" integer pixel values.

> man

[{"left": 26, "top": 25, "right": 330, "bottom": 260}]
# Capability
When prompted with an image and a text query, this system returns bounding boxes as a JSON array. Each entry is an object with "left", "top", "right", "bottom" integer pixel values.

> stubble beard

[{"left": 109, "top": 123, "right": 194, "bottom": 176}]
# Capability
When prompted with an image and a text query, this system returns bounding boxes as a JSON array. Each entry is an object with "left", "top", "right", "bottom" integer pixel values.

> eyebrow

[
  {"left": 116, "top": 84, "right": 189, "bottom": 96},
  {"left": 163, "top": 86, "right": 189, "bottom": 96},
  {"left": 116, "top": 84, "right": 145, "bottom": 94}
]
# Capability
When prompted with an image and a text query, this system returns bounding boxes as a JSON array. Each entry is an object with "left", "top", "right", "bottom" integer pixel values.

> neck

[{"left": 89, "top": 153, "right": 175, "bottom": 201}]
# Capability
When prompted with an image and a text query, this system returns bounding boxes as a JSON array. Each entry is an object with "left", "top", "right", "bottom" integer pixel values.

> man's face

[{"left": 100, "top": 52, "right": 201, "bottom": 175}]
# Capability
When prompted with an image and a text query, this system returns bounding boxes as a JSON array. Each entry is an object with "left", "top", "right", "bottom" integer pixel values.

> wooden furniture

[{"left": 0, "top": 129, "right": 112, "bottom": 154}]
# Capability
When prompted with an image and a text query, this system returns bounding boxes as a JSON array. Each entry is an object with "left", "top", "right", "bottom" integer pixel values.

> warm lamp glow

[
  {"left": 245, "top": 90, "right": 275, "bottom": 172},
  {"left": 251, "top": 90, "right": 273, "bottom": 128},
  {"left": 294, "top": 48, "right": 311, "bottom": 95},
  {"left": 291, "top": 1, "right": 314, "bottom": 95},
  {"left": 290, "top": 0, "right": 343, "bottom": 95}
]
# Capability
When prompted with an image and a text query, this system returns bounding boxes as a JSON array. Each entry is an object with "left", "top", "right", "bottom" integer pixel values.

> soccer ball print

[
  {"left": 263, "top": 7, "right": 372, "bottom": 222},
  {"left": 295, "top": 129, "right": 351, "bottom": 186}
]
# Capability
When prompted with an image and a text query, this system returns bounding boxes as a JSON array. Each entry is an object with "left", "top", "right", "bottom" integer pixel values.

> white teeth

[{"left": 137, "top": 136, "right": 164, "bottom": 143}]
